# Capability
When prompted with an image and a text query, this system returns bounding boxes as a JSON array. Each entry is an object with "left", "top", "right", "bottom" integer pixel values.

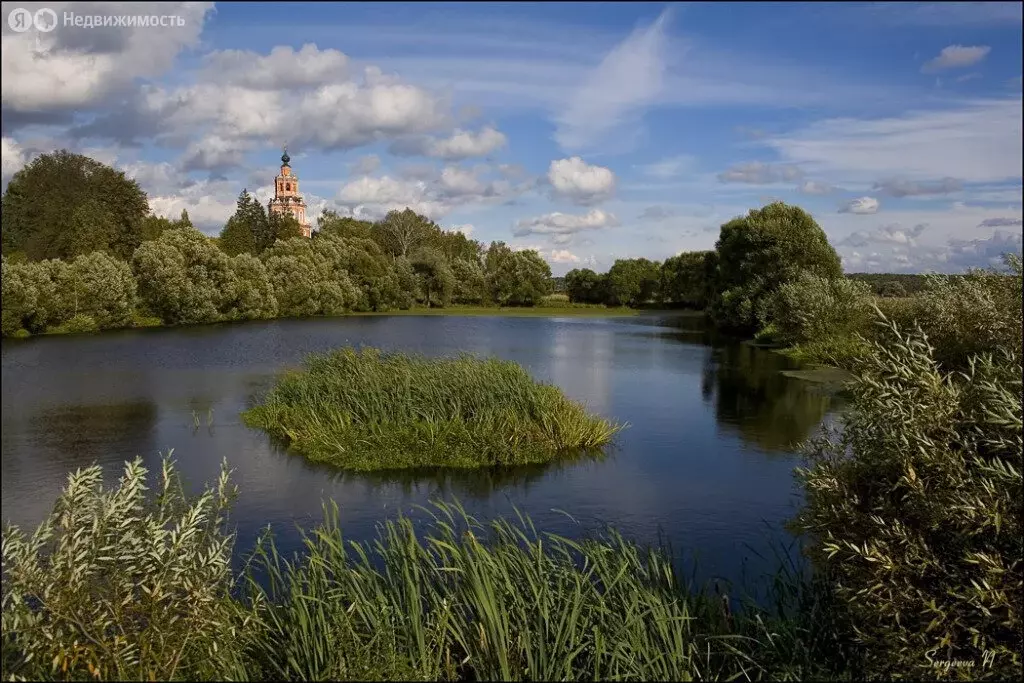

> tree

[
  {"left": 374, "top": 208, "right": 439, "bottom": 258},
  {"left": 222, "top": 254, "right": 278, "bottom": 321},
  {"left": 58, "top": 251, "right": 138, "bottom": 330},
  {"left": 485, "top": 243, "right": 552, "bottom": 306},
  {"left": 564, "top": 268, "right": 606, "bottom": 304},
  {"left": 436, "top": 230, "right": 484, "bottom": 265},
  {"left": 411, "top": 247, "right": 455, "bottom": 307},
  {"left": 451, "top": 258, "right": 488, "bottom": 304},
  {"left": 132, "top": 228, "right": 238, "bottom": 325},
  {"left": 606, "top": 258, "right": 662, "bottom": 307},
  {"left": 708, "top": 202, "right": 842, "bottom": 332},
  {"left": 660, "top": 251, "right": 712, "bottom": 308},
  {"left": 269, "top": 212, "right": 303, "bottom": 244},
  {"left": 219, "top": 190, "right": 273, "bottom": 256},
  {"left": 317, "top": 211, "right": 373, "bottom": 240},
  {"left": 1, "top": 150, "right": 150, "bottom": 261},
  {"left": 262, "top": 237, "right": 362, "bottom": 317}
]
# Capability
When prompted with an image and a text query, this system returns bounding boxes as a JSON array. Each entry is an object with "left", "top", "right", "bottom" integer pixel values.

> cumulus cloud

[
  {"left": 978, "top": 217, "right": 1023, "bottom": 228},
  {"left": 1, "top": 136, "right": 27, "bottom": 182},
  {"left": 2, "top": 2, "right": 214, "bottom": 118},
  {"left": 873, "top": 177, "right": 963, "bottom": 197},
  {"left": 554, "top": 8, "right": 672, "bottom": 151},
  {"left": 717, "top": 161, "right": 803, "bottom": 184},
  {"left": 549, "top": 249, "right": 581, "bottom": 263},
  {"left": 921, "top": 45, "right": 992, "bottom": 73},
  {"left": 390, "top": 126, "right": 507, "bottom": 160},
  {"left": 512, "top": 209, "right": 619, "bottom": 243},
  {"left": 202, "top": 44, "right": 350, "bottom": 90},
  {"left": 840, "top": 223, "right": 928, "bottom": 248},
  {"left": 547, "top": 157, "right": 616, "bottom": 205},
  {"left": 839, "top": 197, "right": 880, "bottom": 214},
  {"left": 798, "top": 180, "right": 836, "bottom": 195},
  {"left": 842, "top": 229, "right": 1022, "bottom": 273},
  {"left": 450, "top": 224, "right": 475, "bottom": 237}
]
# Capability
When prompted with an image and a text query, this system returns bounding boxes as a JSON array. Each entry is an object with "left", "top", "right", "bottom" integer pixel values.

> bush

[
  {"left": 709, "top": 203, "right": 843, "bottom": 332},
  {"left": 59, "top": 251, "right": 138, "bottom": 330},
  {"left": 243, "top": 348, "right": 623, "bottom": 470},
  {"left": 1, "top": 458, "right": 251, "bottom": 681},
  {"left": 47, "top": 313, "right": 99, "bottom": 335},
  {"left": 758, "top": 272, "right": 873, "bottom": 347},
  {"left": 793, "top": 317, "right": 1023, "bottom": 680}
]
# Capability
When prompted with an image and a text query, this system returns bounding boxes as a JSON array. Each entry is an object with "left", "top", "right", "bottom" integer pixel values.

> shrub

[
  {"left": 47, "top": 313, "right": 99, "bottom": 335},
  {"left": 242, "top": 348, "right": 623, "bottom": 470},
  {"left": 758, "top": 272, "right": 873, "bottom": 347},
  {"left": 1, "top": 458, "right": 251, "bottom": 681},
  {"left": 793, "top": 317, "right": 1023, "bottom": 680},
  {"left": 709, "top": 203, "right": 843, "bottom": 332},
  {"left": 58, "top": 251, "right": 137, "bottom": 329}
]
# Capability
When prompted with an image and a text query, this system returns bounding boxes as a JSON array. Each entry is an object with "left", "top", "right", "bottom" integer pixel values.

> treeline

[
  {"left": 1, "top": 152, "right": 554, "bottom": 337},
  {"left": 565, "top": 251, "right": 713, "bottom": 308}
]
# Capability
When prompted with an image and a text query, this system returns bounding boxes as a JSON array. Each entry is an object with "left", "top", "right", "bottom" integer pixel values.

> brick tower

[{"left": 268, "top": 146, "right": 311, "bottom": 238}]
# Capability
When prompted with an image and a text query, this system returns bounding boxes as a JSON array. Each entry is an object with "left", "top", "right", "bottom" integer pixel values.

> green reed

[{"left": 242, "top": 347, "right": 624, "bottom": 471}]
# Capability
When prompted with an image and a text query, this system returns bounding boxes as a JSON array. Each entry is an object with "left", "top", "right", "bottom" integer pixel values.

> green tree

[
  {"left": 223, "top": 254, "right": 278, "bottom": 321},
  {"left": 660, "top": 251, "right": 712, "bottom": 308},
  {"left": 606, "top": 258, "right": 662, "bottom": 307},
  {"left": 269, "top": 212, "right": 304, "bottom": 244},
  {"left": 262, "top": 237, "right": 361, "bottom": 317},
  {"left": 485, "top": 244, "right": 552, "bottom": 305},
  {"left": 708, "top": 202, "right": 842, "bottom": 332},
  {"left": 317, "top": 211, "right": 373, "bottom": 240},
  {"left": 373, "top": 209, "right": 439, "bottom": 258},
  {"left": 219, "top": 190, "right": 275, "bottom": 256},
  {"left": 436, "top": 230, "right": 484, "bottom": 265},
  {"left": 1, "top": 150, "right": 150, "bottom": 261},
  {"left": 451, "top": 258, "right": 488, "bottom": 304},
  {"left": 58, "top": 251, "right": 138, "bottom": 330},
  {"left": 564, "top": 268, "right": 607, "bottom": 304},
  {"left": 411, "top": 247, "right": 455, "bottom": 307},
  {"left": 132, "top": 228, "right": 238, "bottom": 325}
]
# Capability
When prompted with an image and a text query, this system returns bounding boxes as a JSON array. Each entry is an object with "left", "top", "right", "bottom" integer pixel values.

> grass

[
  {"left": 2, "top": 457, "right": 851, "bottom": 682},
  {"left": 243, "top": 347, "right": 625, "bottom": 471}
]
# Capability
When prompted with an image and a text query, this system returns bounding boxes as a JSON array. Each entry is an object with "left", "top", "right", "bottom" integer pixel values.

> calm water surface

[{"left": 1, "top": 313, "right": 841, "bottom": 586}]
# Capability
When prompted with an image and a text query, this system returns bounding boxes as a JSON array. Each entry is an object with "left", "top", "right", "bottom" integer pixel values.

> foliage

[
  {"left": 708, "top": 203, "right": 843, "bottom": 332},
  {"left": 243, "top": 348, "right": 623, "bottom": 470},
  {"left": 131, "top": 228, "right": 238, "bottom": 325},
  {"left": 793, "top": 315, "right": 1023, "bottom": 680},
  {"left": 606, "top": 258, "right": 662, "bottom": 306},
  {"left": 261, "top": 237, "right": 361, "bottom": 318},
  {"left": 223, "top": 253, "right": 278, "bottom": 321},
  {"left": 449, "top": 258, "right": 488, "bottom": 305},
  {"left": 411, "top": 248, "right": 455, "bottom": 307},
  {"left": 485, "top": 243, "right": 552, "bottom": 306},
  {"left": 1, "top": 150, "right": 150, "bottom": 262},
  {"left": 846, "top": 273, "right": 931, "bottom": 298},
  {"left": 564, "top": 268, "right": 608, "bottom": 304},
  {"left": 374, "top": 209, "right": 440, "bottom": 258},
  {"left": 1, "top": 457, "right": 251, "bottom": 682},
  {"left": 317, "top": 211, "right": 373, "bottom": 241},
  {"left": 660, "top": 251, "right": 712, "bottom": 308},
  {"left": 140, "top": 211, "right": 194, "bottom": 243},
  {"left": 57, "top": 251, "right": 138, "bottom": 330},
  {"left": 757, "top": 272, "right": 873, "bottom": 347}
]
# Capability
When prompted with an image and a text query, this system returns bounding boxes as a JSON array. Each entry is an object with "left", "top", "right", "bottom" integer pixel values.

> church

[{"left": 268, "top": 147, "right": 312, "bottom": 238}]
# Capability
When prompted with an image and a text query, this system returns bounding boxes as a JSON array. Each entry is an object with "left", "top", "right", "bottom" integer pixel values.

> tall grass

[
  {"left": 243, "top": 348, "right": 624, "bottom": 471},
  {"left": 2, "top": 457, "right": 848, "bottom": 681}
]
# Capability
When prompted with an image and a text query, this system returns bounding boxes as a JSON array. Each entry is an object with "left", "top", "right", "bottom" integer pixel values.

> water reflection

[
  {"left": 701, "top": 343, "right": 833, "bottom": 452},
  {"left": 1, "top": 313, "right": 841, "bottom": 588}
]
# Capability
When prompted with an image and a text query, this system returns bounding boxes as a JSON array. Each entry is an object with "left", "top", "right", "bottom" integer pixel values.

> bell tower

[{"left": 268, "top": 146, "right": 312, "bottom": 238}]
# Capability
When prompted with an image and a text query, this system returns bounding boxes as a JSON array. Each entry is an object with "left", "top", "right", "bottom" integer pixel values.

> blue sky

[{"left": 2, "top": 1, "right": 1021, "bottom": 274}]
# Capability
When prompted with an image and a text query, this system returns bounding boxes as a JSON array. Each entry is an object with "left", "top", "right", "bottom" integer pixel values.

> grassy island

[{"left": 243, "top": 348, "right": 624, "bottom": 470}]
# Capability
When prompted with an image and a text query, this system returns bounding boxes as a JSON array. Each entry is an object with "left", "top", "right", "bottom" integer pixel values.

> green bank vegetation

[
  {"left": 2, "top": 151, "right": 631, "bottom": 339},
  {"left": 242, "top": 348, "right": 623, "bottom": 470}
]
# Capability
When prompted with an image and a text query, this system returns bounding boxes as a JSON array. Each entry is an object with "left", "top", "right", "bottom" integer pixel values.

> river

[{"left": 1, "top": 312, "right": 841, "bottom": 588}]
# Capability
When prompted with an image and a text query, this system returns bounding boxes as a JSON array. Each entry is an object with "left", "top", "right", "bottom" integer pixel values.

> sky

[{"left": 1, "top": 1, "right": 1022, "bottom": 275}]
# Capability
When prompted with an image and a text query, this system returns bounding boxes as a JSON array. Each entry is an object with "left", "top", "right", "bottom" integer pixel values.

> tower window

[{"left": 285, "top": 183, "right": 291, "bottom": 192}]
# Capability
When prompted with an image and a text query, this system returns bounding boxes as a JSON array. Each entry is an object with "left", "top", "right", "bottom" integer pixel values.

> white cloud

[
  {"left": 798, "top": 180, "right": 836, "bottom": 195},
  {"left": 202, "top": 43, "right": 350, "bottom": 90},
  {"left": 1, "top": 137, "right": 27, "bottom": 181},
  {"left": 391, "top": 127, "right": 507, "bottom": 160},
  {"left": 921, "top": 45, "right": 991, "bottom": 73},
  {"left": 554, "top": 8, "right": 672, "bottom": 151},
  {"left": 978, "top": 217, "right": 1023, "bottom": 228},
  {"left": 763, "top": 98, "right": 1023, "bottom": 185},
  {"left": 513, "top": 209, "right": 618, "bottom": 244},
  {"left": 547, "top": 157, "right": 616, "bottom": 205},
  {"left": 718, "top": 161, "right": 803, "bottom": 185},
  {"left": 450, "top": 224, "right": 475, "bottom": 236},
  {"left": 841, "top": 222, "right": 928, "bottom": 247},
  {"left": 637, "top": 155, "right": 698, "bottom": 180},
  {"left": 839, "top": 197, "right": 880, "bottom": 214},
  {"left": 1, "top": 2, "right": 214, "bottom": 115},
  {"left": 549, "top": 249, "right": 581, "bottom": 263}
]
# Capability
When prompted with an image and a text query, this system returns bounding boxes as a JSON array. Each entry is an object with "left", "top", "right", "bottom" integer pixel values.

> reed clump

[{"left": 242, "top": 347, "right": 623, "bottom": 471}]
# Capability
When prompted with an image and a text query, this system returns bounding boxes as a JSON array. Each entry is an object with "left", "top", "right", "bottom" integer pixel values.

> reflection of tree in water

[
  {"left": 270, "top": 435, "right": 612, "bottom": 501},
  {"left": 701, "top": 343, "right": 834, "bottom": 453}
]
